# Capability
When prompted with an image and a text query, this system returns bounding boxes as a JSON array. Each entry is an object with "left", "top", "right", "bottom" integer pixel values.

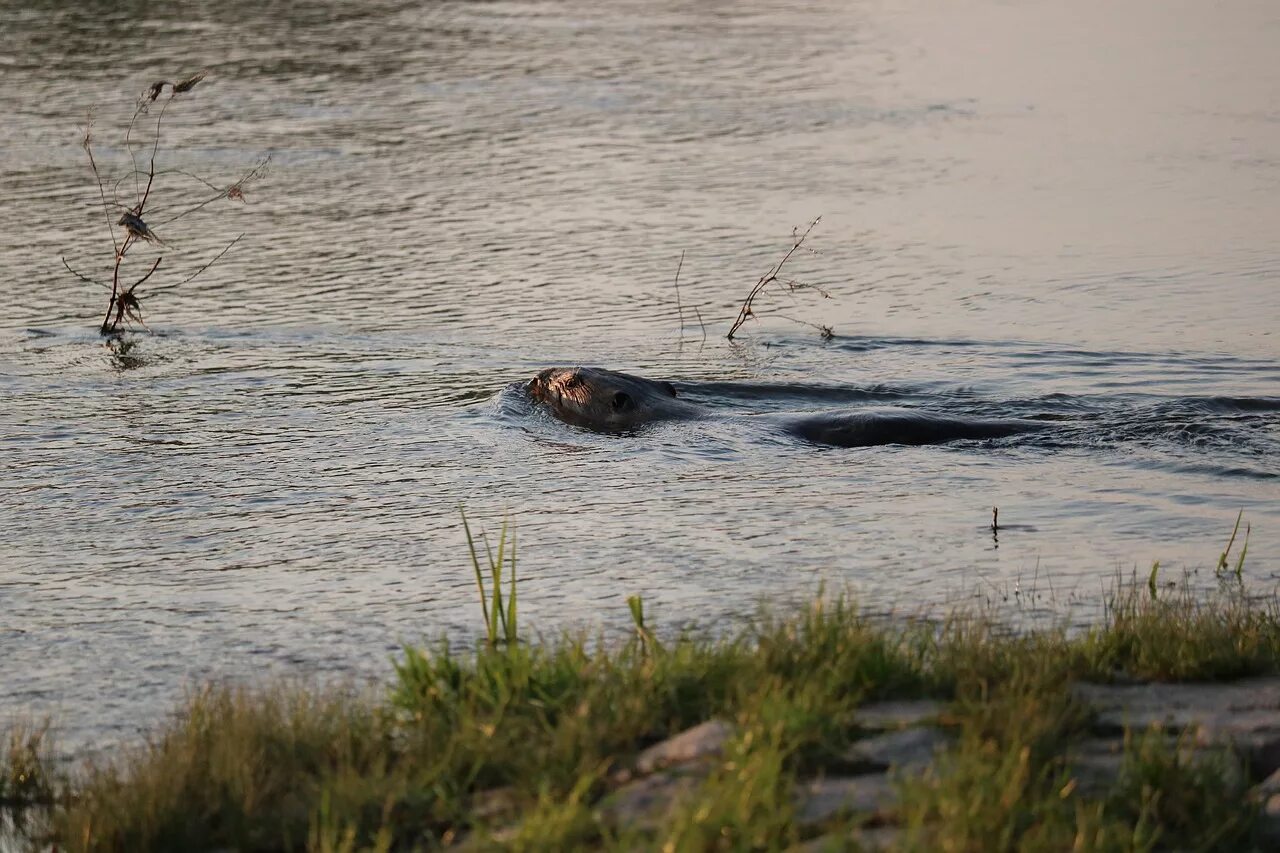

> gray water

[{"left": 1, "top": 0, "right": 1278, "bottom": 751}]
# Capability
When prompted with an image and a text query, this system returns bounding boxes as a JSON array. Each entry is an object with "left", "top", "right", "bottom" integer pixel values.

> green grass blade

[
  {"left": 505, "top": 529, "right": 518, "bottom": 644},
  {"left": 1235, "top": 524, "right": 1250, "bottom": 581},
  {"left": 627, "top": 595, "right": 644, "bottom": 632},
  {"left": 491, "top": 524, "right": 506, "bottom": 645},
  {"left": 460, "top": 510, "right": 490, "bottom": 631},
  {"left": 1217, "top": 510, "right": 1243, "bottom": 573}
]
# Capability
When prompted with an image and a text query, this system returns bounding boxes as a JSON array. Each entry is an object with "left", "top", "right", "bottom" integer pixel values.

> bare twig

[
  {"left": 123, "top": 98, "right": 150, "bottom": 207},
  {"left": 137, "top": 95, "right": 174, "bottom": 214},
  {"left": 672, "top": 250, "right": 686, "bottom": 336},
  {"left": 61, "top": 256, "right": 111, "bottom": 291},
  {"left": 144, "top": 233, "right": 243, "bottom": 294},
  {"left": 108, "top": 257, "right": 164, "bottom": 331},
  {"left": 776, "top": 278, "right": 832, "bottom": 298},
  {"left": 772, "top": 313, "right": 835, "bottom": 340},
  {"left": 69, "top": 72, "right": 262, "bottom": 335},
  {"left": 692, "top": 305, "right": 708, "bottom": 343},
  {"left": 129, "top": 256, "right": 163, "bottom": 292},
  {"left": 726, "top": 216, "right": 826, "bottom": 340},
  {"left": 81, "top": 116, "right": 120, "bottom": 257},
  {"left": 100, "top": 232, "right": 136, "bottom": 334},
  {"left": 113, "top": 168, "right": 217, "bottom": 203},
  {"left": 153, "top": 157, "right": 271, "bottom": 226}
]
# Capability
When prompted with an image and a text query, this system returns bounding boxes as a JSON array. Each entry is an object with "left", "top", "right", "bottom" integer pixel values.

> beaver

[{"left": 527, "top": 366, "right": 1044, "bottom": 448}]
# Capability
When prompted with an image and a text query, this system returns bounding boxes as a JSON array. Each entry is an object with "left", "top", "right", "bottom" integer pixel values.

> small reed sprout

[
  {"left": 461, "top": 511, "right": 518, "bottom": 648},
  {"left": 1217, "top": 509, "right": 1250, "bottom": 581}
]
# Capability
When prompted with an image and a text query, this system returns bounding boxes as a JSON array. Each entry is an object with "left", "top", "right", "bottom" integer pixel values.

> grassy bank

[{"left": 6, "top": 549, "right": 1280, "bottom": 851}]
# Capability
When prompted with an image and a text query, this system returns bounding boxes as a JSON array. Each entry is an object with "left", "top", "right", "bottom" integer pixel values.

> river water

[{"left": 1, "top": 0, "right": 1278, "bottom": 750}]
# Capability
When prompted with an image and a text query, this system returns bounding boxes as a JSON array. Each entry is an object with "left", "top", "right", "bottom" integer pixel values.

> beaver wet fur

[
  {"left": 527, "top": 367, "right": 1044, "bottom": 448},
  {"left": 528, "top": 367, "right": 702, "bottom": 430}
]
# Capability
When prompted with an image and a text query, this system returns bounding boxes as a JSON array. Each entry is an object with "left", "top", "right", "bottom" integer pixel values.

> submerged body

[{"left": 527, "top": 367, "right": 1042, "bottom": 448}]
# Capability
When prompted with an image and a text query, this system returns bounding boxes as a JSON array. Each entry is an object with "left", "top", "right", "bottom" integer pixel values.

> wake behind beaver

[{"left": 526, "top": 367, "right": 1044, "bottom": 448}]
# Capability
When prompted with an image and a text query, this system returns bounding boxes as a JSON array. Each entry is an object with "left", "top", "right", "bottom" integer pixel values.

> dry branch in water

[
  {"left": 670, "top": 250, "right": 708, "bottom": 344},
  {"left": 65, "top": 72, "right": 268, "bottom": 335},
  {"left": 726, "top": 217, "right": 833, "bottom": 340}
]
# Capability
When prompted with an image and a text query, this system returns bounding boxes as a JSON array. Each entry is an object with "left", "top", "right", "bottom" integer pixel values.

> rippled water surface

[{"left": 2, "top": 0, "right": 1279, "bottom": 749}]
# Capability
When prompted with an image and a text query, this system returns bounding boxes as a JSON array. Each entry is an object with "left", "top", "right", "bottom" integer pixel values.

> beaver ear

[{"left": 662, "top": 382, "right": 677, "bottom": 397}]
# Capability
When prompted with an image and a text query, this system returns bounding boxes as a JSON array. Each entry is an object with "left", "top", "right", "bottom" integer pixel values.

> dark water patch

[
  {"left": 1131, "top": 460, "right": 1278, "bottom": 481},
  {"left": 673, "top": 379, "right": 938, "bottom": 408},
  {"left": 1182, "top": 396, "right": 1280, "bottom": 414}
]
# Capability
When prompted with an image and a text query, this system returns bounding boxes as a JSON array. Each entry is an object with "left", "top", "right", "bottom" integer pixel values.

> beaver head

[{"left": 527, "top": 367, "right": 691, "bottom": 431}]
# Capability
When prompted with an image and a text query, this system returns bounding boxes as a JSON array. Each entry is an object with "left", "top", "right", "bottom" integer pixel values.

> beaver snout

[
  {"left": 528, "top": 368, "right": 572, "bottom": 401},
  {"left": 527, "top": 368, "right": 552, "bottom": 397},
  {"left": 527, "top": 366, "right": 699, "bottom": 431}
]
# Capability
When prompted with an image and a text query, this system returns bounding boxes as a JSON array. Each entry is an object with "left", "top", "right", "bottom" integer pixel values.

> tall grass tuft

[
  {"left": 461, "top": 511, "right": 518, "bottom": 647},
  {"left": 1, "top": 719, "right": 57, "bottom": 807},
  {"left": 1078, "top": 577, "right": 1280, "bottom": 681},
  {"left": 55, "top": 685, "right": 401, "bottom": 852}
]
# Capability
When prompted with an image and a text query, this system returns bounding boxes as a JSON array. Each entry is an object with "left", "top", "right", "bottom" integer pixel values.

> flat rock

[
  {"left": 1256, "top": 767, "right": 1280, "bottom": 798},
  {"left": 599, "top": 769, "right": 703, "bottom": 830},
  {"left": 1194, "top": 711, "right": 1280, "bottom": 778},
  {"left": 1066, "top": 735, "right": 1246, "bottom": 798},
  {"left": 1073, "top": 677, "right": 1280, "bottom": 735},
  {"left": 843, "top": 727, "right": 949, "bottom": 775},
  {"left": 853, "top": 700, "right": 943, "bottom": 731},
  {"left": 1065, "top": 737, "right": 1128, "bottom": 797},
  {"left": 1073, "top": 678, "right": 1280, "bottom": 779},
  {"left": 632, "top": 719, "right": 733, "bottom": 776},
  {"left": 793, "top": 775, "right": 896, "bottom": 828},
  {"left": 792, "top": 826, "right": 901, "bottom": 851}
]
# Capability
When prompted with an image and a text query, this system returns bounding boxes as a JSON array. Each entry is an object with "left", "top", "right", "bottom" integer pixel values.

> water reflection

[{"left": 105, "top": 335, "right": 147, "bottom": 370}]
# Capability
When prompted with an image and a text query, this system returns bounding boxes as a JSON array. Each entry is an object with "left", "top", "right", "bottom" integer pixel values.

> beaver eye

[{"left": 611, "top": 391, "right": 632, "bottom": 411}]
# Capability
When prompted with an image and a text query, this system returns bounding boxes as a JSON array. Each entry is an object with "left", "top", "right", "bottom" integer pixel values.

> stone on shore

[
  {"left": 599, "top": 768, "right": 704, "bottom": 830},
  {"left": 793, "top": 775, "right": 897, "bottom": 828},
  {"left": 853, "top": 700, "right": 944, "bottom": 731},
  {"left": 1072, "top": 676, "right": 1280, "bottom": 778},
  {"left": 600, "top": 720, "right": 734, "bottom": 828},
  {"left": 843, "top": 726, "right": 950, "bottom": 775},
  {"left": 793, "top": 825, "right": 902, "bottom": 851},
  {"left": 630, "top": 719, "right": 734, "bottom": 777}
]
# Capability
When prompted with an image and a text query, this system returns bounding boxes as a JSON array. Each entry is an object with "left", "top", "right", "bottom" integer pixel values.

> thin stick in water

[{"left": 672, "top": 250, "right": 686, "bottom": 337}]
